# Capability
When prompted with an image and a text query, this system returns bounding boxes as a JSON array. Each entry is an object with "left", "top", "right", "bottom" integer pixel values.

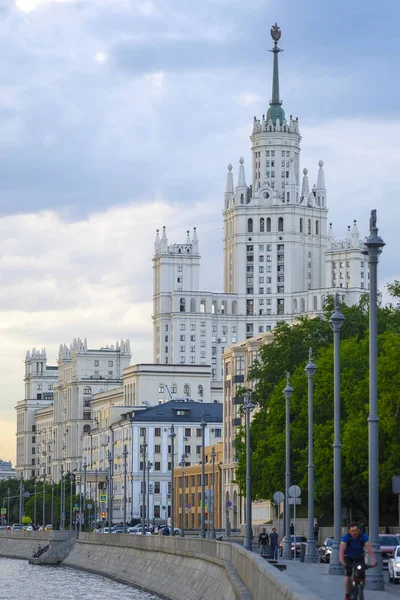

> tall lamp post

[
  {"left": 83, "top": 459, "right": 87, "bottom": 532},
  {"left": 33, "top": 480, "right": 37, "bottom": 527},
  {"left": 365, "top": 209, "right": 385, "bottom": 590},
  {"left": 329, "top": 294, "right": 345, "bottom": 574},
  {"left": 141, "top": 431, "right": 147, "bottom": 534},
  {"left": 123, "top": 444, "right": 128, "bottom": 533},
  {"left": 169, "top": 424, "right": 176, "bottom": 535},
  {"left": 210, "top": 447, "right": 217, "bottom": 539},
  {"left": 42, "top": 468, "right": 46, "bottom": 527},
  {"left": 70, "top": 473, "right": 74, "bottom": 530},
  {"left": 94, "top": 469, "right": 98, "bottom": 526},
  {"left": 243, "top": 392, "right": 255, "bottom": 551},
  {"left": 60, "top": 464, "right": 65, "bottom": 530},
  {"left": 200, "top": 415, "right": 207, "bottom": 539},
  {"left": 147, "top": 460, "right": 152, "bottom": 530},
  {"left": 51, "top": 480, "right": 54, "bottom": 527},
  {"left": 179, "top": 454, "right": 185, "bottom": 537},
  {"left": 107, "top": 450, "right": 113, "bottom": 529},
  {"left": 305, "top": 349, "right": 317, "bottom": 563},
  {"left": 283, "top": 374, "right": 293, "bottom": 560}
]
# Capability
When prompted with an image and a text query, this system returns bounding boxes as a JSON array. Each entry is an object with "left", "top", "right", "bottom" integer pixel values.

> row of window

[
  {"left": 247, "top": 217, "right": 283, "bottom": 233},
  {"left": 93, "top": 360, "right": 114, "bottom": 367},
  {"left": 177, "top": 298, "right": 239, "bottom": 315}
]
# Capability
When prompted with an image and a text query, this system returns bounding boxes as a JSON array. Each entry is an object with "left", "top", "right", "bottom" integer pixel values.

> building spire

[
  {"left": 225, "top": 163, "right": 234, "bottom": 194},
  {"left": 301, "top": 167, "right": 309, "bottom": 198},
  {"left": 317, "top": 159, "right": 325, "bottom": 190},
  {"left": 237, "top": 157, "right": 246, "bottom": 187},
  {"left": 267, "top": 23, "right": 285, "bottom": 125}
]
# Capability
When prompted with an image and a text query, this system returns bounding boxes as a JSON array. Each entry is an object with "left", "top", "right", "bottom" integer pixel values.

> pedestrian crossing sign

[{"left": 99, "top": 494, "right": 107, "bottom": 503}]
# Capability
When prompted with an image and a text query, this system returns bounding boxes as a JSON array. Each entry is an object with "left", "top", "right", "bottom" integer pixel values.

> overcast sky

[{"left": 1, "top": 0, "right": 399, "bottom": 463}]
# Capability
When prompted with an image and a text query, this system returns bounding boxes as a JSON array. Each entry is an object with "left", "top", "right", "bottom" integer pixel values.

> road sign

[
  {"left": 289, "top": 498, "right": 301, "bottom": 505},
  {"left": 62, "top": 511, "right": 66, "bottom": 518},
  {"left": 185, "top": 503, "right": 191, "bottom": 509},
  {"left": 273, "top": 491, "right": 284, "bottom": 504},
  {"left": 99, "top": 494, "right": 107, "bottom": 503},
  {"left": 289, "top": 485, "right": 301, "bottom": 498},
  {"left": 1, "top": 508, "right": 6, "bottom": 515},
  {"left": 24, "top": 492, "right": 30, "bottom": 498},
  {"left": 74, "top": 503, "right": 79, "bottom": 508},
  {"left": 226, "top": 501, "right": 232, "bottom": 508},
  {"left": 185, "top": 508, "right": 191, "bottom": 514},
  {"left": 87, "top": 503, "right": 93, "bottom": 509}
]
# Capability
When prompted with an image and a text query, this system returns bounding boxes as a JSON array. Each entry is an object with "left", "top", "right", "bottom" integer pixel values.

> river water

[{"left": 0, "top": 557, "right": 161, "bottom": 599}]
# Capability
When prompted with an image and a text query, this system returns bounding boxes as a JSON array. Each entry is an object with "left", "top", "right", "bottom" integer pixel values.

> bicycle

[{"left": 350, "top": 563, "right": 373, "bottom": 600}]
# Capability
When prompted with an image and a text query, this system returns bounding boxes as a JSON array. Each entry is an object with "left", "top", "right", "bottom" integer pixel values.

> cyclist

[{"left": 339, "top": 523, "right": 376, "bottom": 600}]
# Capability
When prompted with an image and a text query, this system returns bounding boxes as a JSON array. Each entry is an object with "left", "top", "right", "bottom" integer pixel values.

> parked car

[
  {"left": 44, "top": 524, "right": 53, "bottom": 531},
  {"left": 388, "top": 545, "right": 400, "bottom": 583},
  {"left": 128, "top": 526, "right": 151, "bottom": 535},
  {"left": 26, "top": 525, "right": 34, "bottom": 532},
  {"left": 11, "top": 524, "right": 21, "bottom": 531},
  {"left": 111, "top": 527, "right": 125, "bottom": 534},
  {"left": 379, "top": 534, "right": 400, "bottom": 568},
  {"left": 319, "top": 537, "right": 334, "bottom": 563},
  {"left": 279, "top": 535, "right": 307, "bottom": 557}
]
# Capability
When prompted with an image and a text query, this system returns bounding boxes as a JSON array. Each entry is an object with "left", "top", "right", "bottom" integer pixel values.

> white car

[{"left": 388, "top": 545, "right": 400, "bottom": 583}]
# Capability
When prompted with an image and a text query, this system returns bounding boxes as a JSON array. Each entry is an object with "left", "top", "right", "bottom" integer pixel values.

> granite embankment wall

[
  {"left": 63, "top": 533, "right": 319, "bottom": 600},
  {"left": 0, "top": 530, "right": 49, "bottom": 559}
]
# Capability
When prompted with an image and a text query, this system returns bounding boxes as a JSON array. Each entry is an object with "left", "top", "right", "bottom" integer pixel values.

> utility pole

[
  {"left": 179, "top": 454, "right": 185, "bottom": 537},
  {"left": 123, "top": 444, "right": 128, "bottom": 533},
  {"left": 83, "top": 459, "right": 87, "bottom": 532},
  {"left": 141, "top": 431, "right": 147, "bottom": 533},
  {"left": 147, "top": 460, "right": 152, "bottom": 530},
  {"left": 169, "top": 425, "right": 176, "bottom": 535},
  {"left": 283, "top": 374, "right": 293, "bottom": 560},
  {"left": 200, "top": 415, "right": 207, "bottom": 539},
  {"left": 42, "top": 468, "right": 46, "bottom": 527}
]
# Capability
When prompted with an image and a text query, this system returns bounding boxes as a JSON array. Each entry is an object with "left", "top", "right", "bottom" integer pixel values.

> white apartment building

[
  {"left": 82, "top": 399, "right": 223, "bottom": 524},
  {"left": 152, "top": 24, "right": 367, "bottom": 384},
  {"left": 0, "top": 460, "right": 17, "bottom": 482},
  {"left": 16, "top": 348, "right": 58, "bottom": 479}
]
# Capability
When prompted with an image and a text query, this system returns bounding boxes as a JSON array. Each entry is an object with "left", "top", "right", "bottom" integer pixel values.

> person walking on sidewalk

[
  {"left": 270, "top": 528, "right": 279, "bottom": 559},
  {"left": 258, "top": 528, "right": 269, "bottom": 556}
]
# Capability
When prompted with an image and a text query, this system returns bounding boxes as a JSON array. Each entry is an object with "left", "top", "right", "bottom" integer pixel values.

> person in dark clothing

[
  {"left": 269, "top": 528, "right": 279, "bottom": 560},
  {"left": 162, "top": 526, "right": 170, "bottom": 536},
  {"left": 258, "top": 528, "right": 269, "bottom": 556},
  {"left": 314, "top": 523, "right": 319, "bottom": 542},
  {"left": 290, "top": 523, "right": 294, "bottom": 536}
]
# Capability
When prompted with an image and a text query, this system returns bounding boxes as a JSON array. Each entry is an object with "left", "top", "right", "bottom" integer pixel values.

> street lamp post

[
  {"left": 365, "top": 209, "right": 385, "bottom": 590},
  {"left": 243, "top": 392, "right": 255, "bottom": 552},
  {"left": 70, "top": 473, "right": 74, "bottom": 530},
  {"left": 200, "top": 415, "right": 207, "bottom": 539},
  {"left": 33, "top": 480, "right": 37, "bottom": 527},
  {"left": 42, "top": 469, "right": 46, "bottom": 527},
  {"left": 94, "top": 469, "right": 98, "bottom": 526},
  {"left": 83, "top": 459, "right": 87, "bottom": 532},
  {"left": 147, "top": 460, "right": 152, "bottom": 530},
  {"left": 179, "top": 454, "right": 185, "bottom": 537},
  {"left": 169, "top": 424, "right": 176, "bottom": 535},
  {"left": 305, "top": 349, "right": 317, "bottom": 563},
  {"left": 283, "top": 374, "right": 293, "bottom": 560},
  {"left": 211, "top": 447, "right": 217, "bottom": 539},
  {"left": 107, "top": 450, "right": 113, "bottom": 530},
  {"left": 329, "top": 294, "right": 345, "bottom": 574},
  {"left": 141, "top": 431, "right": 147, "bottom": 534},
  {"left": 123, "top": 444, "right": 128, "bottom": 533},
  {"left": 19, "top": 472, "right": 23, "bottom": 524},
  {"left": 51, "top": 481, "right": 54, "bottom": 527},
  {"left": 60, "top": 464, "right": 65, "bottom": 530}
]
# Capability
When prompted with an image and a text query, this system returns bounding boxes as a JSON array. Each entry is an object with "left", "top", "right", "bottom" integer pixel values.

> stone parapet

[{"left": 0, "top": 530, "right": 49, "bottom": 560}]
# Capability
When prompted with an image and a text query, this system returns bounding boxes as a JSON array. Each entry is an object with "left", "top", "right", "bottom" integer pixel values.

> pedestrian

[
  {"left": 258, "top": 528, "right": 269, "bottom": 556},
  {"left": 290, "top": 523, "right": 294, "bottom": 536},
  {"left": 384, "top": 525, "right": 390, "bottom": 534},
  {"left": 314, "top": 522, "right": 319, "bottom": 542},
  {"left": 270, "top": 527, "right": 279, "bottom": 560},
  {"left": 162, "top": 525, "right": 170, "bottom": 536}
]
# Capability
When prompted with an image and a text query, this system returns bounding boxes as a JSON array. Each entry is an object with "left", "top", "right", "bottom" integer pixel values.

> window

[
  {"left": 165, "top": 325, "right": 168, "bottom": 331},
  {"left": 308, "top": 219, "right": 311, "bottom": 234},
  {"left": 190, "top": 346, "right": 195, "bottom": 352},
  {"left": 184, "top": 445, "right": 191, "bottom": 454},
  {"left": 198, "top": 385, "right": 204, "bottom": 397},
  {"left": 180, "top": 335, "right": 185, "bottom": 341},
  {"left": 108, "top": 360, "right": 113, "bottom": 367},
  {"left": 155, "top": 428, "right": 161, "bottom": 436},
  {"left": 267, "top": 217, "right": 271, "bottom": 232},
  {"left": 196, "top": 429, "right": 202, "bottom": 437},
  {"left": 190, "top": 335, "right": 195, "bottom": 341},
  {"left": 171, "top": 384, "right": 177, "bottom": 393},
  {"left": 316, "top": 220, "right": 319, "bottom": 235},
  {"left": 190, "top": 324, "right": 196, "bottom": 331},
  {"left": 247, "top": 218, "right": 253, "bottom": 233},
  {"left": 180, "top": 345, "right": 185, "bottom": 352},
  {"left": 190, "top": 357, "right": 195, "bottom": 363},
  {"left": 180, "top": 357, "right": 185, "bottom": 363},
  {"left": 94, "top": 360, "right": 99, "bottom": 367},
  {"left": 154, "top": 462, "right": 161, "bottom": 471},
  {"left": 259, "top": 266, "right": 264, "bottom": 273},
  {"left": 300, "top": 218, "right": 303, "bottom": 233},
  {"left": 278, "top": 217, "right": 284, "bottom": 232},
  {"left": 140, "top": 428, "right": 146, "bottom": 437},
  {"left": 260, "top": 218, "right": 265, "bottom": 232},
  {"left": 214, "top": 428, "right": 222, "bottom": 438},
  {"left": 180, "top": 297, "right": 186, "bottom": 312},
  {"left": 184, "top": 384, "right": 190, "bottom": 396},
  {"left": 180, "top": 324, "right": 185, "bottom": 330},
  {"left": 158, "top": 384, "right": 164, "bottom": 393},
  {"left": 154, "top": 445, "right": 161, "bottom": 454},
  {"left": 108, "top": 371, "right": 113, "bottom": 377},
  {"left": 196, "top": 445, "right": 202, "bottom": 454},
  {"left": 83, "top": 386, "right": 91, "bottom": 395}
]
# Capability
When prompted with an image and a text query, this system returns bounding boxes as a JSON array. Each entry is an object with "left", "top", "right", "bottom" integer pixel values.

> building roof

[{"left": 123, "top": 400, "right": 222, "bottom": 424}]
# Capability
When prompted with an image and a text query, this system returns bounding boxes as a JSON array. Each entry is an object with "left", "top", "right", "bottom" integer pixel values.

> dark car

[
  {"left": 319, "top": 537, "right": 334, "bottom": 563},
  {"left": 379, "top": 534, "right": 400, "bottom": 568},
  {"left": 279, "top": 535, "right": 307, "bottom": 557}
]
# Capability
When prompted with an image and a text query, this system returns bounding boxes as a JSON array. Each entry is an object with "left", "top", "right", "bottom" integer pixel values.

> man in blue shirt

[{"left": 339, "top": 523, "right": 376, "bottom": 600}]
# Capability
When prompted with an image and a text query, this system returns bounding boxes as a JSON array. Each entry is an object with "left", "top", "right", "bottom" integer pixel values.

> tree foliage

[{"left": 235, "top": 291, "right": 400, "bottom": 521}]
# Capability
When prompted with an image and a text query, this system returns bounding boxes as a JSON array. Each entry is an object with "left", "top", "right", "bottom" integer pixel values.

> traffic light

[{"left": 101, "top": 512, "right": 106, "bottom": 520}]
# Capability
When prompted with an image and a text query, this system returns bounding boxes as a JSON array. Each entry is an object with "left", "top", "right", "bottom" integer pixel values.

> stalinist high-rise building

[{"left": 151, "top": 24, "right": 367, "bottom": 384}]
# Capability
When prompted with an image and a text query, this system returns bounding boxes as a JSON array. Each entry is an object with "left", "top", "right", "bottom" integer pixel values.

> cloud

[{"left": 15, "top": 0, "right": 76, "bottom": 11}]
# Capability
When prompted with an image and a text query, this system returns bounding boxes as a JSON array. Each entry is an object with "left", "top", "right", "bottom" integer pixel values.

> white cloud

[
  {"left": 95, "top": 51, "right": 107, "bottom": 63},
  {"left": 15, "top": 0, "right": 75, "bottom": 11}
]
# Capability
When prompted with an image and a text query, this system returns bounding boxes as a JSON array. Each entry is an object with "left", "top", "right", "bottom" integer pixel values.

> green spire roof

[{"left": 267, "top": 24, "right": 285, "bottom": 124}]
